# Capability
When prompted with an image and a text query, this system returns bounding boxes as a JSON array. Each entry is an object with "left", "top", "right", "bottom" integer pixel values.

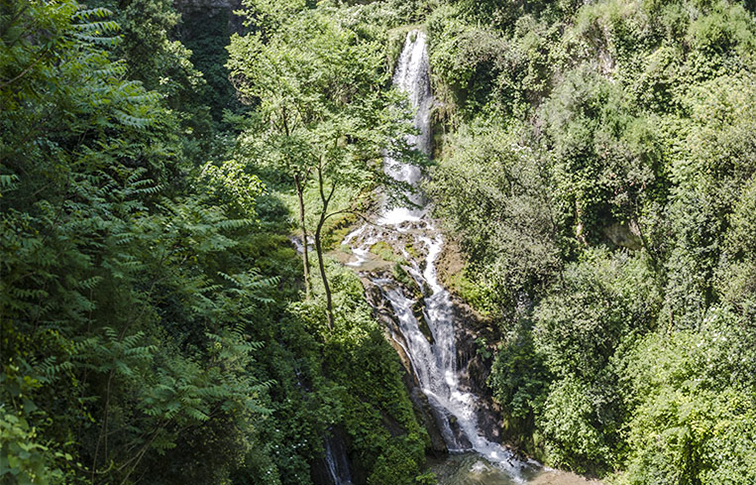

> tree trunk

[
  {"left": 314, "top": 214, "right": 333, "bottom": 330},
  {"left": 315, "top": 164, "right": 335, "bottom": 330},
  {"left": 294, "top": 174, "right": 311, "bottom": 299}
]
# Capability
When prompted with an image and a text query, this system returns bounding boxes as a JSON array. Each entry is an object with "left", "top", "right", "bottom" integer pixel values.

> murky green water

[{"left": 428, "top": 454, "right": 601, "bottom": 485}]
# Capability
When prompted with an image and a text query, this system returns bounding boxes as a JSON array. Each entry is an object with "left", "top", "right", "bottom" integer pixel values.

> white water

[{"left": 342, "top": 31, "right": 530, "bottom": 482}]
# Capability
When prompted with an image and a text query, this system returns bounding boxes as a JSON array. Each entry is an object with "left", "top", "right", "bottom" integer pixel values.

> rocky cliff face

[
  {"left": 173, "top": 0, "right": 243, "bottom": 34},
  {"left": 449, "top": 294, "right": 504, "bottom": 445},
  {"left": 174, "top": 0, "right": 239, "bottom": 13},
  {"left": 363, "top": 275, "right": 449, "bottom": 456}
]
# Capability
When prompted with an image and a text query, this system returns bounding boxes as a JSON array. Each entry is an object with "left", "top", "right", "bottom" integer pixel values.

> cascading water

[{"left": 342, "top": 30, "right": 530, "bottom": 482}]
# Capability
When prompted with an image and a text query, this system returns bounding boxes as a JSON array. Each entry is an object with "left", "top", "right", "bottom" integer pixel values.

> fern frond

[
  {"left": 73, "top": 20, "right": 120, "bottom": 34},
  {"left": 73, "top": 7, "right": 114, "bottom": 20},
  {"left": 0, "top": 174, "right": 19, "bottom": 190},
  {"left": 113, "top": 109, "right": 152, "bottom": 128}
]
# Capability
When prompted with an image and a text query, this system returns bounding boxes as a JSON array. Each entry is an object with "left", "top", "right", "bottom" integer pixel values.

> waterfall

[
  {"left": 342, "top": 30, "right": 529, "bottom": 481},
  {"left": 323, "top": 431, "right": 353, "bottom": 485}
]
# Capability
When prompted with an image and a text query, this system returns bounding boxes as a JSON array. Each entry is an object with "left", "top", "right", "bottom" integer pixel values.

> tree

[
  {"left": 427, "top": 122, "right": 562, "bottom": 314},
  {"left": 1, "top": 1, "right": 432, "bottom": 484},
  {"left": 228, "top": 2, "right": 412, "bottom": 327}
]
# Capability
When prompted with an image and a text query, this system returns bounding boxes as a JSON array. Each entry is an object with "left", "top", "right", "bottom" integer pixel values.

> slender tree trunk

[
  {"left": 314, "top": 214, "right": 333, "bottom": 330},
  {"left": 314, "top": 164, "right": 335, "bottom": 330},
  {"left": 282, "top": 106, "right": 312, "bottom": 298},
  {"left": 294, "top": 174, "right": 311, "bottom": 299}
]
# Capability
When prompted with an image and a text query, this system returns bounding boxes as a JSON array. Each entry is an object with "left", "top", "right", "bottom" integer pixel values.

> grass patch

[{"left": 323, "top": 210, "right": 359, "bottom": 250}]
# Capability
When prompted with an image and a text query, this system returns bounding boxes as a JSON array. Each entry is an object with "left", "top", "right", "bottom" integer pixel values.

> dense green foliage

[
  {"left": 424, "top": 0, "right": 756, "bottom": 481},
  {"left": 1, "top": 0, "right": 429, "bottom": 484}
]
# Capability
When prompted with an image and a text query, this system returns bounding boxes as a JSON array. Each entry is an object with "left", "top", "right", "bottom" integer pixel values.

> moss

[
  {"left": 370, "top": 241, "right": 405, "bottom": 263},
  {"left": 413, "top": 302, "right": 434, "bottom": 345},
  {"left": 323, "top": 211, "right": 359, "bottom": 250},
  {"left": 405, "top": 241, "right": 420, "bottom": 260},
  {"left": 392, "top": 263, "right": 415, "bottom": 290}
]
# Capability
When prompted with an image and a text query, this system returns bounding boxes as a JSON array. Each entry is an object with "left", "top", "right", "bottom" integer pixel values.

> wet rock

[
  {"left": 452, "top": 296, "right": 504, "bottom": 445},
  {"left": 411, "top": 388, "right": 448, "bottom": 455},
  {"left": 604, "top": 221, "right": 642, "bottom": 250}
]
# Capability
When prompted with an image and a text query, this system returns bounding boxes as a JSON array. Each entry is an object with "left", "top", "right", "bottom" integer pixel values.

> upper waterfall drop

[
  {"left": 392, "top": 31, "right": 433, "bottom": 158},
  {"left": 379, "top": 31, "right": 434, "bottom": 226}
]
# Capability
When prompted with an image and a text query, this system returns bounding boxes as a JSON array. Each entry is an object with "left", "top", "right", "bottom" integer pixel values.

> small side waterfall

[
  {"left": 311, "top": 428, "right": 353, "bottom": 485},
  {"left": 323, "top": 432, "right": 352, "bottom": 485},
  {"left": 343, "top": 31, "right": 530, "bottom": 481}
]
